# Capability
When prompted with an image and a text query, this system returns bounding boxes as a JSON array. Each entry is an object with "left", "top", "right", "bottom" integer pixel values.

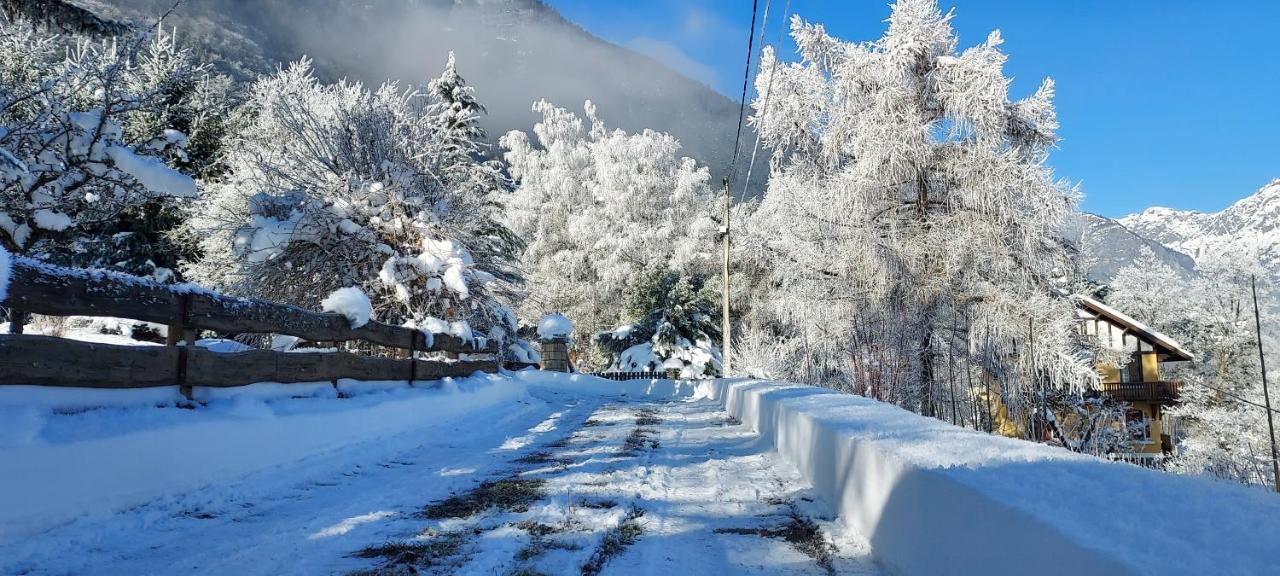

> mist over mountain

[{"left": 78, "top": 0, "right": 759, "bottom": 191}]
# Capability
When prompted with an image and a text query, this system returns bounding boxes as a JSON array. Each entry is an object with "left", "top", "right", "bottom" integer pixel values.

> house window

[
  {"left": 1126, "top": 353, "right": 1144, "bottom": 383},
  {"left": 1126, "top": 409, "right": 1151, "bottom": 442}
]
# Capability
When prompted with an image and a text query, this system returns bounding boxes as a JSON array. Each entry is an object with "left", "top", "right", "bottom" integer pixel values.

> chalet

[{"left": 1076, "top": 295, "right": 1195, "bottom": 460}]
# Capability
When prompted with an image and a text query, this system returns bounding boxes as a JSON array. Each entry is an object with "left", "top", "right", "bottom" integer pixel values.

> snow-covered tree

[
  {"left": 595, "top": 270, "right": 721, "bottom": 377},
  {"left": 500, "top": 100, "right": 718, "bottom": 366},
  {"left": 743, "top": 2, "right": 1094, "bottom": 419},
  {"left": 183, "top": 58, "right": 522, "bottom": 346},
  {"left": 1105, "top": 247, "right": 1190, "bottom": 331},
  {"left": 0, "top": 19, "right": 202, "bottom": 259},
  {"left": 1110, "top": 253, "right": 1279, "bottom": 488}
]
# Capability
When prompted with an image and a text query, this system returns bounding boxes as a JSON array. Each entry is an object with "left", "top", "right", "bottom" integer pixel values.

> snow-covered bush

[
  {"left": 0, "top": 19, "right": 223, "bottom": 277},
  {"left": 742, "top": 1, "right": 1093, "bottom": 416},
  {"left": 501, "top": 101, "right": 718, "bottom": 366},
  {"left": 184, "top": 57, "right": 522, "bottom": 347},
  {"left": 595, "top": 270, "right": 721, "bottom": 378}
]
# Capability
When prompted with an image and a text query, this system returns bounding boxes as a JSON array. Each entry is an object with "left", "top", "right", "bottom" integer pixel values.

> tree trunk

[{"left": 920, "top": 327, "right": 935, "bottom": 417}]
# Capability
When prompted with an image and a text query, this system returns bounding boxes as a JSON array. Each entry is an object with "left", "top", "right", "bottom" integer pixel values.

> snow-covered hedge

[{"left": 705, "top": 380, "right": 1280, "bottom": 576}]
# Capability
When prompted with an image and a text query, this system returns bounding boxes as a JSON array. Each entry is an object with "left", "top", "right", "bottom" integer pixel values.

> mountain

[
  {"left": 73, "top": 0, "right": 760, "bottom": 192},
  {"left": 1119, "top": 179, "right": 1280, "bottom": 277},
  {"left": 1064, "top": 212, "right": 1198, "bottom": 284}
]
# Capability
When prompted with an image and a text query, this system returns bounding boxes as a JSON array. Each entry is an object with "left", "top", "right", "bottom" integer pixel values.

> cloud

[
  {"left": 626, "top": 36, "right": 717, "bottom": 88},
  {"left": 681, "top": 6, "right": 713, "bottom": 37}
]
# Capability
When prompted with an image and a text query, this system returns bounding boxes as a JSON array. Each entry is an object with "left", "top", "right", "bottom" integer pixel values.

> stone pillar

[{"left": 541, "top": 337, "right": 571, "bottom": 372}]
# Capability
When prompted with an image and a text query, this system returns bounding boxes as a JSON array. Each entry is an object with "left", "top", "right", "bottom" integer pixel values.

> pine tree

[{"left": 595, "top": 270, "right": 722, "bottom": 377}]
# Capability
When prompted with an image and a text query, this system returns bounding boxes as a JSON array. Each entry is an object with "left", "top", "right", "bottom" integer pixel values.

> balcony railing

[{"left": 1097, "top": 381, "right": 1182, "bottom": 403}]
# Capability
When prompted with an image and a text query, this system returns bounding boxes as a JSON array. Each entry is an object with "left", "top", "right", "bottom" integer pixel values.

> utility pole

[
  {"left": 721, "top": 176, "right": 732, "bottom": 376},
  {"left": 1250, "top": 274, "right": 1279, "bottom": 493}
]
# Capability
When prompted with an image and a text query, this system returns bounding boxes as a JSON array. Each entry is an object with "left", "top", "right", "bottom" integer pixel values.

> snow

[
  {"left": 507, "top": 338, "right": 541, "bottom": 364},
  {"left": 707, "top": 379, "right": 1280, "bottom": 576},
  {"left": 195, "top": 338, "right": 255, "bottom": 353},
  {"left": 321, "top": 286, "right": 372, "bottom": 328},
  {"left": 105, "top": 145, "right": 199, "bottom": 199},
  {"left": 0, "top": 373, "right": 879, "bottom": 575},
  {"left": 616, "top": 342, "right": 660, "bottom": 371},
  {"left": 418, "top": 316, "right": 450, "bottom": 334},
  {"left": 0, "top": 212, "right": 30, "bottom": 247},
  {"left": 536, "top": 312, "right": 573, "bottom": 340},
  {"left": 30, "top": 209, "right": 72, "bottom": 231},
  {"left": 442, "top": 264, "right": 469, "bottom": 298},
  {"left": 237, "top": 212, "right": 302, "bottom": 263},
  {"left": 3, "top": 373, "right": 1276, "bottom": 574},
  {"left": 0, "top": 372, "right": 525, "bottom": 541},
  {"left": 0, "top": 245, "right": 10, "bottom": 303}
]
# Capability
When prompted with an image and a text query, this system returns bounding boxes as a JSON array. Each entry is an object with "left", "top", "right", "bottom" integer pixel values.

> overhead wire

[
  {"left": 739, "top": 0, "right": 792, "bottom": 203},
  {"left": 725, "top": 0, "right": 761, "bottom": 191}
]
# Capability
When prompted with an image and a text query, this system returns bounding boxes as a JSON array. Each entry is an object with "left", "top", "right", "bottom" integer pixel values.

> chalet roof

[{"left": 1076, "top": 294, "right": 1195, "bottom": 362}]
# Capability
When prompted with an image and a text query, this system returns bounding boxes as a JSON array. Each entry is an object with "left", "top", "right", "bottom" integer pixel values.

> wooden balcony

[{"left": 1098, "top": 381, "right": 1182, "bottom": 403}]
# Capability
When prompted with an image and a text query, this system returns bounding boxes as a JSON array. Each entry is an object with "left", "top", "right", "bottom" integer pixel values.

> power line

[
  {"left": 721, "top": 0, "right": 760, "bottom": 377},
  {"left": 726, "top": 0, "right": 760, "bottom": 184},
  {"left": 740, "top": 0, "right": 792, "bottom": 203},
  {"left": 1175, "top": 377, "right": 1280, "bottom": 417}
]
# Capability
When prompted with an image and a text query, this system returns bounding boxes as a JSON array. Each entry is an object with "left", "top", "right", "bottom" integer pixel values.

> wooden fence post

[
  {"left": 408, "top": 337, "right": 417, "bottom": 387},
  {"left": 174, "top": 294, "right": 194, "bottom": 401}
]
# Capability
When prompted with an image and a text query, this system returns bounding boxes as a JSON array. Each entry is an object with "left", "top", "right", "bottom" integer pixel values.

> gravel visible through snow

[{"left": 2, "top": 386, "right": 883, "bottom": 576}]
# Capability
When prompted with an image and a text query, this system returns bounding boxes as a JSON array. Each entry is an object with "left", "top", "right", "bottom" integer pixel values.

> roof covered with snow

[{"left": 1076, "top": 294, "right": 1195, "bottom": 361}]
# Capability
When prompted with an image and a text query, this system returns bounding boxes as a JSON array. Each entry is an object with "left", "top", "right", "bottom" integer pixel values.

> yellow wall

[
  {"left": 1128, "top": 402, "right": 1163, "bottom": 454},
  {"left": 1141, "top": 354, "right": 1161, "bottom": 381},
  {"left": 1100, "top": 355, "right": 1161, "bottom": 383},
  {"left": 977, "top": 376, "right": 1028, "bottom": 440}
]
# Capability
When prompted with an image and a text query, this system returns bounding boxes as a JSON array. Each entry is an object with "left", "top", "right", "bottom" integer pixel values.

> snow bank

[
  {"left": 536, "top": 313, "right": 573, "bottom": 340},
  {"left": 320, "top": 286, "right": 372, "bottom": 328},
  {"left": 0, "top": 373, "right": 525, "bottom": 540},
  {"left": 511, "top": 369, "right": 702, "bottom": 399},
  {"left": 704, "top": 380, "right": 1280, "bottom": 576}
]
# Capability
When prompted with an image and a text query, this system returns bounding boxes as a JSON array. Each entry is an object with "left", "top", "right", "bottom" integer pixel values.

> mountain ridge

[{"left": 1119, "top": 179, "right": 1280, "bottom": 275}]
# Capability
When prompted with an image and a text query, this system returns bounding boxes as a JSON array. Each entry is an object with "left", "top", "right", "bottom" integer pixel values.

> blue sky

[{"left": 546, "top": 0, "right": 1279, "bottom": 218}]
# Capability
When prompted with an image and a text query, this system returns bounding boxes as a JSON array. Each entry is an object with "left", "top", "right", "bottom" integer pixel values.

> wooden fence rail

[
  {"left": 0, "top": 257, "right": 505, "bottom": 392},
  {"left": 2, "top": 257, "right": 497, "bottom": 355},
  {"left": 0, "top": 335, "right": 497, "bottom": 388}
]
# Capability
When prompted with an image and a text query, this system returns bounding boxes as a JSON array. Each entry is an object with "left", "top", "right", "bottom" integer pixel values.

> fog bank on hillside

[{"left": 83, "top": 0, "right": 762, "bottom": 192}]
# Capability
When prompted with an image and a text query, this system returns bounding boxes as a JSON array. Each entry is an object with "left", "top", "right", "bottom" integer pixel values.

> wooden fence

[
  {"left": 588, "top": 371, "right": 678, "bottom": 381},
  {"left": 0, "top": 257, "right": 502, "bottom": 395}
]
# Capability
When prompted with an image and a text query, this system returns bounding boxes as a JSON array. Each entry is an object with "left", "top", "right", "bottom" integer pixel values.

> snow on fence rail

[{"left": 0, "top": 257, "right": 500, "bottom": 391}]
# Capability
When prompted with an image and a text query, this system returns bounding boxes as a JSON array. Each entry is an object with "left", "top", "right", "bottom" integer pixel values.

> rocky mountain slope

[
  {"left": 1120, "top": 179, "right": 1280, "bottom": 277},
  {"left": 1064, "top": 212, "right": 1197, "bottom": 283}
]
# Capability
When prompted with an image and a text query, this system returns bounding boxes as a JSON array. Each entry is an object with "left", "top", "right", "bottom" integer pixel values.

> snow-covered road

[{"left": 2, "top": 385, "right": 883, "bottom": 575}]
